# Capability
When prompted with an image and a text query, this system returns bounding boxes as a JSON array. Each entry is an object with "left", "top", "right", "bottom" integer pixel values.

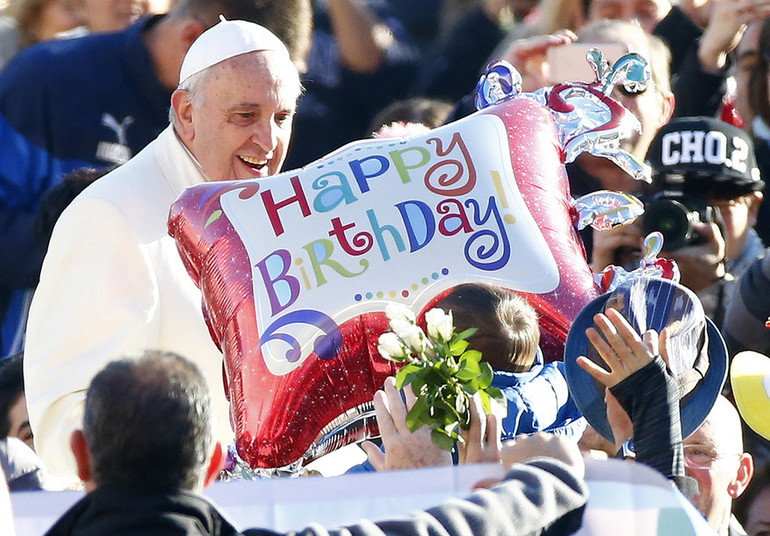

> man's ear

[
  {"left": 179, "top": 19, "right": 206, "bottom": 50},
  {"left": 748, "top": 191, "right": 763, "bottom": 226},
  {"left": 728, "top": 452, "right": 754, "bottom": 498},
  {"left": 658, "top": 91, "right": 676, "bottom": 127},
  {"left": 70, "top": 430, "right": 92, "bottom": 485},
  {"left": 171, "top": 89, "right": 195, "bottom": 142},
  {"left": 203, "top": 442, "right": 225, "bottom": 488}
]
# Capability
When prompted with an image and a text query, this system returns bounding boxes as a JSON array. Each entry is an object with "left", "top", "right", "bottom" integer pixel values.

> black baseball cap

[{"left": 646, "top": 117, "right": 764, "bottom": 199}]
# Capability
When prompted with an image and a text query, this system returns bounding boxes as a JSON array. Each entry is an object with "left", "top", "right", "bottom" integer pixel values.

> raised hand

[
  {"left": 361, "top": 377, "right": 452, "bottom": 471},
  {"left": 576, "top": 307, "right": 660, "bottom": 388}
]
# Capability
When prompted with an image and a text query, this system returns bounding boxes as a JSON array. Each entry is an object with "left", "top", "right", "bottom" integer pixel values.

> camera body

[{"left": 642, "top": 190, "right": 722, "bottom": 251}]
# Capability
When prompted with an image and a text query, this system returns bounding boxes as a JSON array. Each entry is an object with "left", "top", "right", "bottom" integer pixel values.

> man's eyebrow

[
  {"left": 226, "top": 103, "right": 295, "bottom": 112},
  {"left": 227, "top": 103, "right": 262, "bottom": 110}
]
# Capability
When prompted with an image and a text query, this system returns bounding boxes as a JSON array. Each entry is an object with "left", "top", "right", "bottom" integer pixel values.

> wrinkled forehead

[
  {"left": 685, "top": 398, "right": 743, "bottom": 451},
  {"left": 207, "top": 50, "right": 302, "bottom": 105}
]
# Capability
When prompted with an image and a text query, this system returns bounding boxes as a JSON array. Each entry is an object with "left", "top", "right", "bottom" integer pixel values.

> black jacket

[{"left": 44, "top": 488, "right": 242, "bottom": 536}]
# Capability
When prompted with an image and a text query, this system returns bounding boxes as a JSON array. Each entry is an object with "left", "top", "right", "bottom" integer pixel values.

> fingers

[
  {"left": 692, "top": 222, "right": 726, "bottom": 259},
  {"left": 576, "top": 354, "right": 612, "bottom": 386},
  {"left": 403, "top": 383, "right": 418, "bottom": 411},
  {"left": 466, "top": 394, "right": 485, "bottom": 446},
  {"left": 486, "top": 412, "right": 502, "bottom": 455},
  {"left": 372, "top": 389, "right": 398, "bottom": 440},
  {"left": 486, "top": 411, "right": 501, "bottom": 445},
  {"left": 602, "top": 309, "right": 645, "bottom": 354},
  {"left": 587, "top": 321, "right": 624, "bottom": 365},
  {"left": 503, "top": 30, "right": 576, "bottom": 62},
  {"left": 577, "top": 308, "right": 656, "bottom": 388},
  {"left": 551, "top": 29, "right": 578, "bottom": 41},
  {"left": 458, "top": 395, "right": 502, "bottom": 465},
  {"left": 381, "top": 377, "right": 409, "bottom": 434},
  {"left": 597, "top": 309, "right": 655, "bottom": 365},
  {"left": 500, "top": 432, "right": 584, "bottom": 476},
  {"left": 458, "top": 395, "right": 484, "bottom": 464},
  {"left": 641, "top": 329, "right": 659, "bottom": 355},
  {"left": 361, "top": 440, "right": 385, "bottom": 471},
  {"left": 471, "top": 478, "right": 501, "bottom": 490}
]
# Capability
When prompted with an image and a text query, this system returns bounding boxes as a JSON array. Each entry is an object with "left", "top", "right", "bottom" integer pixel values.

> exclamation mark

[{"left": 491, "top": 170, "right": 516, "bottom": 224}]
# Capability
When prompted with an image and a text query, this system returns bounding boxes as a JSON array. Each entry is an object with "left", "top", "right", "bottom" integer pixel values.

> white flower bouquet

[{"left": 377, "top": 302, "right": 507, "bottom": 450}]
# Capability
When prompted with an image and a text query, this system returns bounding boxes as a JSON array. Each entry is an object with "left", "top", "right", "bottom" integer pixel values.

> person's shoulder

[
  {"left": 75, "top": 162, "right": 143, "bottom": 204},
  {"left": 1, "top": 30, "right": 126, "bottom": 85},
  {"left": 71, "top": 141, "right": 171, "bottom": 220}
]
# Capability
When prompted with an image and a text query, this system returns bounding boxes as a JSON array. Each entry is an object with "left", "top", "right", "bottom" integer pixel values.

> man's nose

[{"left": 250, "top": 119, "right": 278, "bottom": 153}]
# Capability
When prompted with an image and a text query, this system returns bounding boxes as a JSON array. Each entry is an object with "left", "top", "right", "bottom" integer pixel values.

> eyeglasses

[{"left": 683, "top": 444, "right": 741, "bottom": 469}]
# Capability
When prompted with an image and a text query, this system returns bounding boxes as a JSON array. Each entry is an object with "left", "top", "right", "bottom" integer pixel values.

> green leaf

[
  {"left": 410, "top": 374, "right": 427, "bottom": 395},
  {"left": 431, "top": 429, "right": 456, "bottom": 451},
  {"left": 455, "top": 361, "right": 480, "bottom": 381},
  {"left": 452, "top": 327, "right": 478, "bottom": 341},
  {"left": 395, "top": 363, "right": 422, "bottom": 389},
  {"left": 478, "top": 390, "right": 492, "bottom": 414},
  {"left": 430, "top": 407, "right": 449, "bottom": 426},
  {"left": 486, "top": 386, "right": 506, "bottom": 406},
  {"left": 405, "top": 396, "right": 430, "bottom": 432},
  {"left": 439, "top": 361, "right": 459, "bottom": 378},
  {"left": 477, "top": 362, "right": 494, "bottom": 388},
  {"left": 485, "top": 387, "right": 508, "bottom": 418},
  {"left": 434, "top": 397, "right": 461, "bottom": 423},
  {"left": 424, "top": 368, "right": 447, "bottom": 386},
  {"left": 448, "top": 339, "right": 469, "bottom": 356},
  {"left": 460, "top": 349, "right": 482, "bottom": 364}
]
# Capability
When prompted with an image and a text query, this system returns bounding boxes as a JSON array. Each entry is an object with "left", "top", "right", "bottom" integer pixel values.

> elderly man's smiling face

[{"left": 172, "top": 50, "right": 301, "bottom": 181}]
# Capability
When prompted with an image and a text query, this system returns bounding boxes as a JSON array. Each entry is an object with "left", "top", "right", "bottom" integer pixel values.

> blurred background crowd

[{"left": 2, "top": 0, "right": 770, "bottom": 535}]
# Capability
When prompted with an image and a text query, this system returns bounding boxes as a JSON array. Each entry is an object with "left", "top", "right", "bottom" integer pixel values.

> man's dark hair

[
  {"left": 174, "top": 0, "right": 313, "bottom": 69},
  {"left": 83, "top": 351, "right": 214, "bottom": 492},
  {"left": 436, "top": 284, "right": 540, "bottom": 373},
  {"left": 0, "top": 353, "right": 25, "bottom": 438}
]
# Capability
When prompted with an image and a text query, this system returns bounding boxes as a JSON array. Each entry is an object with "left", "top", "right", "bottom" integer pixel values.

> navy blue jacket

[{"left": 0, "top": 16, "right": 170, "bottom": 355}]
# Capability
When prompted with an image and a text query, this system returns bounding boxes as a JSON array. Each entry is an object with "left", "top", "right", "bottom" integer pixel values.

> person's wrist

[{"left": 697, "top": 41, "right": 728, "bottom": 73}]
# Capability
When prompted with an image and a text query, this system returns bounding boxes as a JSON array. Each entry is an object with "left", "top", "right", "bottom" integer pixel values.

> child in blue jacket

[{"left": 437, "top": 283, "right": 585, "bottom": 440}]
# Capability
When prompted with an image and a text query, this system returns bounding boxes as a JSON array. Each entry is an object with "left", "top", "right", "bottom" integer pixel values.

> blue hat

[{"left": 564, "top": 276, "right": 728, "bottom": 442}]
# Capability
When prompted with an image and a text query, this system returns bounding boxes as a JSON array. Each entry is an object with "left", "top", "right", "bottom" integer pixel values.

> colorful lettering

[
  {"left": 424, "top": 132, "right": 477, "bottom": 196},
  {"left": 261, "top": 175, "right": 311, "bottom": 236},
  {"left": 255, "top": 249, "right": 301, "bottom": 316},
  {"left": 303, "top": 239, "right": 369, "bottom": 286}
]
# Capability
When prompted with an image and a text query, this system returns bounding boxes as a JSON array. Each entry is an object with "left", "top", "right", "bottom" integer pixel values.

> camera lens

[{"left": 642, "top": 198, "right": 696, "bottom": 251}]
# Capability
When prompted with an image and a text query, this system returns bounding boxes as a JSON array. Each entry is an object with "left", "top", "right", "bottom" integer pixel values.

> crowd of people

[{"left": 1, "top": 0, "right": 770, "bottom": 534}]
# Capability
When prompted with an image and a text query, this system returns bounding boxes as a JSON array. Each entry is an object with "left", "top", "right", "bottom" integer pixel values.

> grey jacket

[{"left": 245, "top": 459, "right": 588, "bottom": 536}]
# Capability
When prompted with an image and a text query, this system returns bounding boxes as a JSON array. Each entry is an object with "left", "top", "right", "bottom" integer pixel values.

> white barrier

[{"left": 11, "top": 459, "right": 715, "bottom": 535}]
